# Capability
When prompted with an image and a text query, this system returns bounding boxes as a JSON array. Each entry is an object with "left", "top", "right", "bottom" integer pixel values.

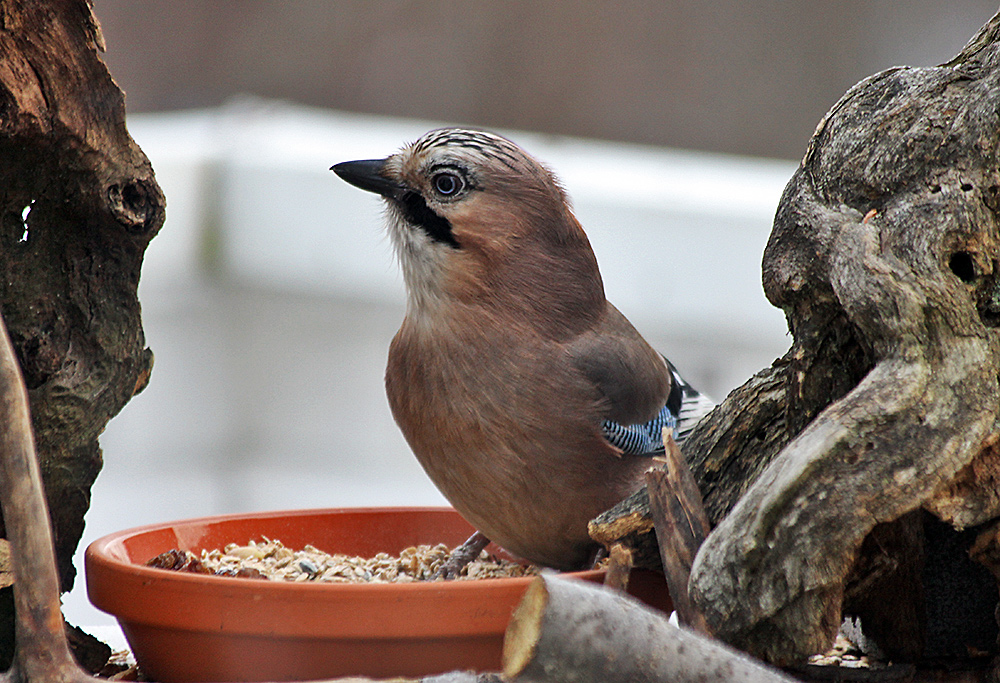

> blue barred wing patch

[
  {"left": 601, "top": 404, "right": 677, "bottom": 456},
  {"left": 600, "top": 359, "right": 715, "bottom": 456}
]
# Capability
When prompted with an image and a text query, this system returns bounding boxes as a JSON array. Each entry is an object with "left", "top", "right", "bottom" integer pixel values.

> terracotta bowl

[{"left": 86, "top": 506, "right": 671, "bottom": 682}]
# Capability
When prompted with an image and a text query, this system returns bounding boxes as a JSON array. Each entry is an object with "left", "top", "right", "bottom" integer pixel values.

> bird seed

[{"left": 146, "top": 537, "right": 540, "bottom": 582}]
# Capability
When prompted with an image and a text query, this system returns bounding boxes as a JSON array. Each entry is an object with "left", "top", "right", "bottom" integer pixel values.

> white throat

[{"left": 384, "top": 207, "right": 452, "bottom": 317}]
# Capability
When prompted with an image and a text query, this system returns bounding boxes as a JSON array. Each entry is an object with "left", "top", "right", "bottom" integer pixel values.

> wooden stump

[
  {"left": 0, "top": 0, "right": 163, "bottom": 667},
  {"left": 594, "top": 7, "right": 1000, "bottom": 667},
  {"left": 502, "top": 575, "right": 796, "bottom": 683}
]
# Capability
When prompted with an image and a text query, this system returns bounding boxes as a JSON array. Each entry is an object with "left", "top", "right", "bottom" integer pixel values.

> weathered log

[
  {"left": 0, "top": 0, "right": 163, "bottom": 666},
  {"left": 594, "top": 6, "right": 1000, "bottom": 667},
  {"left": 688, "top": 8, "right": 1000, "bottom": 663},
  {"left": 645, "top": 429, "right": 711, "bottom": 632},
  {"left": 501, "top": 574, "right": 797, "bottom": 683},
  {"left": 0, "top": 0, "right": 163, "bottom": 595}
]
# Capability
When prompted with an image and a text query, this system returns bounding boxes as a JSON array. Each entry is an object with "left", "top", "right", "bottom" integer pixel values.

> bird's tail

[{"left": 664, "top": 357, "right": 715, "bottom": 445}]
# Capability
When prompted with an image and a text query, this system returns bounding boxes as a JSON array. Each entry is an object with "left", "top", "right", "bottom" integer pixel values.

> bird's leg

[
  {"left": 589, "top": 544, "right": 609, "bottom": 569},
  {"left": 434, "top": 531, "right": 491, "bottom": 580}
]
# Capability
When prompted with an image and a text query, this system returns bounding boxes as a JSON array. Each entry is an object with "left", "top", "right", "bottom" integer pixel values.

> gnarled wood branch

[
  {"left": 0, "top": 0, "right": 163, "bottom": 665},
  {"left": 0, "top": 0, "right": 163, "bottom": 595},
  {"left": 502, "top": 575, "right": 797, "bottom": 683},
  {"left": 689, "top": 11, "right": 1000, "bottom": 662},
  {"left": 595, "top": 7, "right": 1000, "bottom": 666},
  {"left": 0, "top": 309, "right": 92, "bottom": 682}
]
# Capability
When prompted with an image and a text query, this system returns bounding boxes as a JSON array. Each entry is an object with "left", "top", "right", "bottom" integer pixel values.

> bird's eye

[{"left": 432, "top": 172, "right": 464, "bottom": 197}]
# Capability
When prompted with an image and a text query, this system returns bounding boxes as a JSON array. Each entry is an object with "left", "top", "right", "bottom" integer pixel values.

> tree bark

[
  {"left": 645, "top": 430, "right": 711, "bottom": 632},
  {"left": 501, "top": 575, "right": 797, "bottom": 683},
  {"left": 594, "top": 6, "right": 1000, "bottom": 667},
  {"left": 0, "top": 0, "right": 164, "bottom": 667},
  {"left": 689, "top": 11, "right": 1000, "bottom": 663},
  {"left": 0, "top": 0, "right": 162, "bottom": 591},
  {"left": 601, "top": 542, "right": 634, "bottom": 592},
  {"left": 0, "top": 307, "right": 94, "bottom": 682}
]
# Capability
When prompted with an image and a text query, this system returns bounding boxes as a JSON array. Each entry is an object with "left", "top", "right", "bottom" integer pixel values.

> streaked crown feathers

[{"left": 392, "top": 128, "right": 568, "bottom": 204}]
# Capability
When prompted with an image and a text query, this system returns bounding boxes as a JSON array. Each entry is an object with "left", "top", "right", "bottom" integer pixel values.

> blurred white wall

[{"left": 68, "top": 100, "right": 796, "bottom": 634}]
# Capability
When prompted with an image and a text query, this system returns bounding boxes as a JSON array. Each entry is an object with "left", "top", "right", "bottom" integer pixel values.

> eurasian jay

[{"left": 333, "top": 129, "right": 713, "bottom": 571}]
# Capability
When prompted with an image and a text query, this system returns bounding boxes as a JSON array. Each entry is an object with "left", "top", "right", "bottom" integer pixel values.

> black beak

[{"left": 331, "top": 159, "right": 404, "bottom": 200}]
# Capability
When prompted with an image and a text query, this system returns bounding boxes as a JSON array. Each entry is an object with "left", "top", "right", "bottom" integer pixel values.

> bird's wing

[
  {"left": 600, "top": 361, "right": 715, "bottom": 456},
  {"left": 601, "top": 403, "right": 677, "bottom": 456},
  {"left": 566, "top": 304, "right": 672, "bottom": 428},
  {"left": 566, "top": 305, "right": 716, "bottom": 456}
]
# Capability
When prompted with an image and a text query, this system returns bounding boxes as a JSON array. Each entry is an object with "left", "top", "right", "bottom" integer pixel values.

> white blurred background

[{"left": 62, "top": 0, "right": 1000, "bottom": 640}]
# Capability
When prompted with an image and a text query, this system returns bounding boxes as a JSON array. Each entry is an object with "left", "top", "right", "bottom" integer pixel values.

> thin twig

[{"left": 646, "top": 428, "right": 712, "bottom": 633}]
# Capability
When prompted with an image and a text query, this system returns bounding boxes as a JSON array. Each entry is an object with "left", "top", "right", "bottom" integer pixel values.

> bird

[{"left": 332, "top": 128, "right": 714, "bottom": 571}]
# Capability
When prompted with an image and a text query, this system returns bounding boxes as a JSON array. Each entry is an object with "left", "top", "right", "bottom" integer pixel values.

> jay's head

[{"left": 333, "top": 129, "right": 604, "bottom": 324}]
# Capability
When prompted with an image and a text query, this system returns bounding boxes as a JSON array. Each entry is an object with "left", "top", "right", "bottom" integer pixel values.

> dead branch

[
  {"left": 0, "top": 312, "right": 91, "bottom": 682},
  {"left": 645, "top": 429, "right": 711, "bottom": 632},
  {"left": 0, "top": 0, "right": 163, "bottom": 603},
  {"left": 689, "top": 8, "right": 1000, "bottom": 663},
  {"left": 501, "top": 574, "right": 797, "bottom": 683},
  {"left": 594, "top": 6, "right": 1000, "bottom": 667},
  {"left": 602, "top": 543, "right": 633, "bottom": 591}
]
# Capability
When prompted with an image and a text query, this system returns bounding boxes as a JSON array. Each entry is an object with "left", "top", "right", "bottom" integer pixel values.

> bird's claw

[{"left": 433, "top": 530, "right": 491, "bottom": 580}]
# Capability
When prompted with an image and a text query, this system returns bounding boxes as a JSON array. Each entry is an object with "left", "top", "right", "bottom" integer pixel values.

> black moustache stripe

[{"left": 398, "top": 191, "right": 460, "bottom": 249}]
